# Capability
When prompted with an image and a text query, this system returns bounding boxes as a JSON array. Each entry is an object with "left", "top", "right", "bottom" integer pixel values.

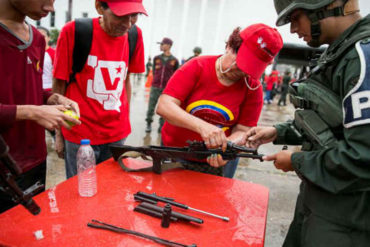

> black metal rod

[
  {"left": 136, "top": 191, "right": 188, "bottom": 209},
  {"left": 87, "top": 219, "right": 196, "bottom": 247},
  {"left": 134, "top": 194, "right": 158, "bottom": 204}
]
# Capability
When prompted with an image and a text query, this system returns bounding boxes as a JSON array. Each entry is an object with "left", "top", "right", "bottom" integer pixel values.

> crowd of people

[
  {"left": 1, "top": 0, "right": 370, "bottom": 245},
  {"left": 260, "top": 69, "right": 296, "bottom": 106}
]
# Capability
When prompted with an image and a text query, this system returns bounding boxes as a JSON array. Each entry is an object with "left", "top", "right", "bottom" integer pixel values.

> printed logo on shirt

[
  {"left": 27, "top": 56, "right": 32, "bottom": 64},
  {"left": 185, "top": 100, "right": 234, "bottom": 131},
  {"left": 86, "top": 55, "right": 128, "bottom": 112},
  {"left": 343, "top": 41, "right": 370, "bottom": 128},
  {"left": 36, "top": 60, "right": 40, "bottom": 72}
]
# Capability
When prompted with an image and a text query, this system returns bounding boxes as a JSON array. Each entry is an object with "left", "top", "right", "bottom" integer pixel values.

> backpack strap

[
  {"left": 69, "top": 18, "right": 93, "bottom": 83},
  {"left": 128, "top": 24, "right": 138, "bottom": 62}
]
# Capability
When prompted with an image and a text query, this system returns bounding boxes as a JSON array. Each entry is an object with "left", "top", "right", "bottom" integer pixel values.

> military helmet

[
  {"left": 274, "top": 0, "right": 336, "bottom": 26},
  {"left": 193, "top": 46, "right": 202, "bottom": 54}
]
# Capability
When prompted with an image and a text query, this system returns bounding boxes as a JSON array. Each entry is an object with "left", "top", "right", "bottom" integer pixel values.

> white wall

[{"left": 30, "top": 0, "right": 370, "bottom": 62}]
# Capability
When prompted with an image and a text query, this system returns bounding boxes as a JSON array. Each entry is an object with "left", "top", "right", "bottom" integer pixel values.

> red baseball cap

[
  {"left": 236, "top": 24, "right": 283, "bottom": 80},
  {"left": 100, "top": 0, "right": 148, "bottom": 16}
]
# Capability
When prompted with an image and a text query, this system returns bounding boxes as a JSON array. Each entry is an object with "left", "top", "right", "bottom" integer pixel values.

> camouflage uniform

[{"left": 274, "top": 0, "right": 370, "bottom": 246}]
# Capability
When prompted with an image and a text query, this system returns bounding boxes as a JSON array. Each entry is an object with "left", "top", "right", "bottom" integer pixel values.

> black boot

[{"left": 145, "top": 123, "right": 152, "bottom": 133}]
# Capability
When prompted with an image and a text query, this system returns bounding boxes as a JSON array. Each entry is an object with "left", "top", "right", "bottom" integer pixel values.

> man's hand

[
  {"left": 198, "top": 122, "right": 228, "bottom": 151},
  {"left": 207, "top": 154, "right": 228, "bottom": 168},
  {"left": 16, "top": 105, "right": 81, "bottom": 131},
  {"left": 245, "top": 126, "right": 278, "bottom": 148},
  {"left": 47, "top": 93, "right": 80, "bottom": 117},
  {"left": 33, "top": 105, "right": 81, "bottom": 130},
  {"left": 55, "top": 130, "right": 65, "bottom": 159},
  {"left": 264, "top": 150, "right": 294, "bottom": 172}
]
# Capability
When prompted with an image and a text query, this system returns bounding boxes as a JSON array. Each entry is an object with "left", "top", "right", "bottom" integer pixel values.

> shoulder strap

[
  {"left": 70, "top": 18, "right": 93, "bottom": 83},
  {"left": 324, "top": 31, "right": 370, "bottom": 65},
  {"left": 128, "top": 24, "right": 138, "bottom": 62}
]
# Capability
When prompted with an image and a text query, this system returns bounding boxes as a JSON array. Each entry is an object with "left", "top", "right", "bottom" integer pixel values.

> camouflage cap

[{"left": 193, "top": 47, "right": 202, "bottom": 54}]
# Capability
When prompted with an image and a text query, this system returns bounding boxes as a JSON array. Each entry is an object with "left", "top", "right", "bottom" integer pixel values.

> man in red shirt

[
  {"left": 0, "top": 0, "right": 81, "bottom": 213},
  {"left": 53, "top": 0, "right": 147, "bottom": 178},
  {"left": 264, "top": 70, "right": 279, "bottom": 104}
]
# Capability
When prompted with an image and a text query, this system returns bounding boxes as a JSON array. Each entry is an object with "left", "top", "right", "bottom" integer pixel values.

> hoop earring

[{"left": 244, "top": 77, "right": 261, "bottom": 90}]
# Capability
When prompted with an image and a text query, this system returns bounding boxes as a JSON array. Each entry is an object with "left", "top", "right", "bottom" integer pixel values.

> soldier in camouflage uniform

[{"left": 246, "top": 0, "right": 370, "bottom": 246}]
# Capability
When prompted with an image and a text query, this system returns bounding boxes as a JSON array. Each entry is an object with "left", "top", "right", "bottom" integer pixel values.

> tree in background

[{"left": 49, "top": 29, "right": 60, "bottom": 47}]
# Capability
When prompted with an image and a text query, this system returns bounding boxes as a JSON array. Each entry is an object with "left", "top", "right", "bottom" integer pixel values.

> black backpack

[{"left": 69, "top": 18, "right": 138, "bottom": 83}]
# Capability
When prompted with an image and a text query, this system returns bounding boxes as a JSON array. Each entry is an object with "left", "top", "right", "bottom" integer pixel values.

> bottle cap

[{"left": 80, "top": 139, "right": 90, "bottom": 145}]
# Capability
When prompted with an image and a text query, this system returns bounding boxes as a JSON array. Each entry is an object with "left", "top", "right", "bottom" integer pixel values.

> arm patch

[{"left": 343, "top": 40, "right": 370, "bottom": 128}]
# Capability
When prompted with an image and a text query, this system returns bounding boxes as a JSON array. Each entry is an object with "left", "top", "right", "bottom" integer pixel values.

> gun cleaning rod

[{"left": 187, "top": 207, "right": 229, "bottom": 222}]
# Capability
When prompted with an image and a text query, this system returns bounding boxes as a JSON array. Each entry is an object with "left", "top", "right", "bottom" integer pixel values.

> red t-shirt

[
  {"left": 162, "top": 56, "right": 263, "bottom": 147},
  {"left": 128, "top": 25, "right": 145, "bottom": 73},
  {"left": 54, "top": 18, "right": 131, "bottom": 145},
  {"left": 46, "top": 47, "right": 55, "bottom": 65},
  {"left": 266, "top": 74, "right": 278, "bottom": 90},
  {"left": 0, "top": 23, "right": 51, "bottom": 172}
]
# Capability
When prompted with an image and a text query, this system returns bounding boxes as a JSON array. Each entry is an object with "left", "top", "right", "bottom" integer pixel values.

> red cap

[
  {"left": 100, "top": 0, "right": 148, "bottom": 16},
  {"left": 236, "top": 24, "right": 283, "bottom": 80}
]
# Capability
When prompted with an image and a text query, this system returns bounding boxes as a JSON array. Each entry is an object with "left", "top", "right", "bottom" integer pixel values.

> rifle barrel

[
  {"left": 136, "top": 192, "right": 188, "bottom": 209},
  {"left": 136, "top": 192, "right": 229, "bottom": 222},
  {"left": 236, "top": 153, "right": 264, "bottom": 161}
]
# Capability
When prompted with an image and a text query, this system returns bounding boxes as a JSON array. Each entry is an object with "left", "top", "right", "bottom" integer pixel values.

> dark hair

[
  {"left": 226, "top": 27, "right": 243, "bottom": 54},
  {"left": 99, "top": 1, "right": 109, "bottom": 9},
  {"left": 37, "top": 26, "right": 50, "bottom": 37}
]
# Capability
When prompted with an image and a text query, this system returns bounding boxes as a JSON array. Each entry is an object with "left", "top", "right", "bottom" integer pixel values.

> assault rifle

[
  {"left": 0, "top": 135, "right": 43, "bottom": 215},
  {"left": 110, "top": 140, "right": 263, "bottom": 174}
]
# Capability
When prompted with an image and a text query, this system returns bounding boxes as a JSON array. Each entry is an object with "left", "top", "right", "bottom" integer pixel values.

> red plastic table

[{"left": 0, "top": 158, "right": 269, "bottom": 247}]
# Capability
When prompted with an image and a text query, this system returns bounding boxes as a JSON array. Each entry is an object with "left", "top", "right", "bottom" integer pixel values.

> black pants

[
  {"left": 0, "top": 161, "right": 46, "bottom": 213},
  {"left": 284, "top": 184, "right": 370, "bottom": 247}
]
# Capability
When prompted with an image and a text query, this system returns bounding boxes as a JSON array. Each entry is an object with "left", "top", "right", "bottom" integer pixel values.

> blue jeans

[
  {"left": 64, "top": 138, "right": 126, "bottom": 179},
  {"left": 223, "top": 157, "right": 240, "bottom": 178},
  {"left": 264, "top": 90, "right": 272, "bottom": 103}
]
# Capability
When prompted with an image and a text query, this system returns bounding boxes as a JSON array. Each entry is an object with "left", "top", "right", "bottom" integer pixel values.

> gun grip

[{"left": 152, "top": 159, "right": 162, "bottom": 174}]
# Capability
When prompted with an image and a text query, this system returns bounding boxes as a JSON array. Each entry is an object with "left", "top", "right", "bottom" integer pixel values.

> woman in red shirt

[{"left": 157, "top": 24, "right": 283, "bottom": 177}]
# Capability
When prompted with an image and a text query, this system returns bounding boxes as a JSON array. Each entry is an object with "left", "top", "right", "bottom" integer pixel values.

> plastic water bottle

[{"left": 77, "top": 139, "right": 97, "bottom": 197}]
